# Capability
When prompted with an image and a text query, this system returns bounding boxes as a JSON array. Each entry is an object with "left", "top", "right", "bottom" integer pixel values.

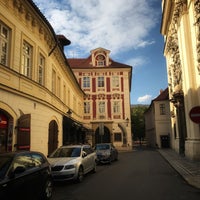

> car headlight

[{"left": 64, "top": 165, "right": 75, "bottom": 170}]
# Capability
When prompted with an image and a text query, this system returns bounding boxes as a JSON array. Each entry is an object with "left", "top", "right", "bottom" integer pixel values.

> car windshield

[
  {"left": 95, "top": 144, "right": 110, "bottom": 150},
  {"left": 49, "top": 147, "right": 81, "bottom": 158},
  {"left": 0, "top": 155, "right": 13, "bottom": 179}
]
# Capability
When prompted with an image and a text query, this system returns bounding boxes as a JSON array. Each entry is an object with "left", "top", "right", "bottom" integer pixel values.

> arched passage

[
  {"left": 0, "top": 109, "right": 13, "bottom": 152},
  {"left": 95, "top": 125, "right": 111, "bottom": 144},
  {"left": 48, "top": 120, "right": 58, "bottom": 155},
  {"left": 118, "top": 123, "right": 127, "bottom": 146}
]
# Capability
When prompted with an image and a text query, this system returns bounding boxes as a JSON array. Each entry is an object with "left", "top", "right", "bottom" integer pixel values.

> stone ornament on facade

[
  {"left": 12, "top": 0, "right": 54, "bottom": 50},
  {"left": 173, "top": 0, "right": 187, "bottom": 24},
  {"left": 166, "top": 30, "right": 183, "bottom": 94},
  {"left": 194, "top": 0, "right": 200, "bottom": 74}
]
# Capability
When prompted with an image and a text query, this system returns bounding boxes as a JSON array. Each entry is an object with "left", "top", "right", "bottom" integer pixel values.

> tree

[{"left": 131, "top": 105, "right": 148, "bottom": 141}]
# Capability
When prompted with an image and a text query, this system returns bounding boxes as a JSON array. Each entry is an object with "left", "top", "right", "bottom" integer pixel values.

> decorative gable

[{"left": 90, "top": 47, "right": 111, "bottom": 67}]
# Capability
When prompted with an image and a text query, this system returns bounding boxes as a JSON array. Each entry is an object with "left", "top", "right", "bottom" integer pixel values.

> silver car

[
  {"left": 48, "top": 145, "right": 96, "bottom": 182},
  {"left": 95, "top": 143, "right": 118, "bottom": 164}
]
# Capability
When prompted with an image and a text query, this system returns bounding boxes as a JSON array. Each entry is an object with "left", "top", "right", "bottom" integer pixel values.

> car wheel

[
  {"left": 76, "top": 166, "right": 84, "bottom": 183},
  {"left": 42, "top": 178, "right": 53, "bottom": 200}
]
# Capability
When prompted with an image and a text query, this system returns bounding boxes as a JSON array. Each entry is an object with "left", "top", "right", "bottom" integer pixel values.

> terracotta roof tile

[
  {"left": 68, "top": 57, "right": 132, "bottom": 69},
  {"left": 153, "top": 88, "right": 169, "bottom": 101}
]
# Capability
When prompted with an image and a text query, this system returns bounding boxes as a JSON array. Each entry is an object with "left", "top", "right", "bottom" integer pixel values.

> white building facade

[
  {"left": 161, "top": 0, "right": 200, "bottom": 160},
  {"left": 68, "top": 48, "right": 133, "bottom": 151}
]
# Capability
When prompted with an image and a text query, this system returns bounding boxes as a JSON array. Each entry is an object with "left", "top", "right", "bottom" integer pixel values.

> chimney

[{"left": 56, "top": 35, "right": 71, "bottom": 51}]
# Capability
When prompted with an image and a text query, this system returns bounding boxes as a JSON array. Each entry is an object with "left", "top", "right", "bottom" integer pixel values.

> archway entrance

[
  {"left": 0, "top": 110, "right": 13, "bottom": 153},
  {"left": 48, "top": 120, "right": 58, "bottom": 155},
  {"left": 95, "top": 125, "right": 111, "bottom": 144}
]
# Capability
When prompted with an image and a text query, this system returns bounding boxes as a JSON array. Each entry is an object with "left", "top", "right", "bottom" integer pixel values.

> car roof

[
  {"left": 60, "top": 144, "right": 91, "bottom": 148},
  {"left": 0, "top": 151, "right": 45, "bottom": 157}
]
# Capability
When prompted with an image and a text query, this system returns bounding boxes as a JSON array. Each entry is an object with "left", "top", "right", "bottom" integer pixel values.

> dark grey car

[
  {"left": 0, "top": 151, "right": 53, "bottom": 200},
  {"left": 95, "top": 143, "right": 118, "bottom": 164}
]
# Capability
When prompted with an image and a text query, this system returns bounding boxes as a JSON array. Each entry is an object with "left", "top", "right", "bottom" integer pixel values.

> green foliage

[{"left": 131, "top": 105, "right": 148, "bottom": 140}]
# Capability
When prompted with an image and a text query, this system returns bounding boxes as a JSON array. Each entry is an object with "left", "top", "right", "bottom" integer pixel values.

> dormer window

[{"left": 96, "top": 54, "right": 105, "bottom": 67}]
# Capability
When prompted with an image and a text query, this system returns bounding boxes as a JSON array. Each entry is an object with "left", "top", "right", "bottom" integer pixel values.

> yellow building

[
  {"left": 68, "top": 47, "right": 133, "bottom": 150},
  {"left": 161, "top": 0, "right": 200, "bottom": 160},
  {"left": 0, "top": 0, "right": 85, "bottom": 156}
]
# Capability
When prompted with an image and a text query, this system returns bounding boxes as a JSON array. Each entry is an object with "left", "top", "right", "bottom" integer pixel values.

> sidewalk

[{"left": 158, "top": 149, "right": 200, "bottom": 189}]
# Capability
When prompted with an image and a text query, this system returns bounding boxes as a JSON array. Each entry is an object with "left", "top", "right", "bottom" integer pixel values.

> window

[
  {"left": 83, "top": 77, "right": 90, "bottom": 88},
  {"left": 12, "top": 154, "right": 33, "bottom": 171},
  {"left": 38, "top": 53, "right": 45, "bottom": 85},
  {"left": 84, "top": 102, "right": 90, "bottom": 114},
  {"left": 0, "top": 22, "right": 10, "bottom": 66},
  {"left": 113, "top": 101, "right": 120, "bottom": 113},
  {"left": 99, "top": 101, "right": 105, "bottom": 113},
  {"left": 32, "top": 153, "right": 45, "bottom": 166},
  {"left": 160, "top": 103, "right": 166, "bottom": 115},
  {"left": 98, "top": 77, "right": 104, "bottom": 87},
  {"left": 63, "top": 84, "right": 66, "bottom": 103},
  {"left": 22, "top": 41, "right": 32, "bottom": 78},
  {"left": 112, "top": 76, "right": 119, "bottom": 87},
  {"left": 57, "top": 76, "right": 61, "bottom": 97},
  {"left": 97, "top": 60, "right": 104, "bottom": 66},
  {"left": 96, "top": 54, "right": 105, "bottom": 67},
  {"left": 52, "top": 69, "right": 56, "bottom": 94}
]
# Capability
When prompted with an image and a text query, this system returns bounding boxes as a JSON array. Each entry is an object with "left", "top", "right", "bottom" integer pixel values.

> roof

[
  {"left": 68, "top": 56, "right": 132, "bottom": 69},
  {"left": 144, "top": 88, "right": 169, "bottom": 114},
  {"left": 153, "top": 88, "right": 169, "bottom": 101}
]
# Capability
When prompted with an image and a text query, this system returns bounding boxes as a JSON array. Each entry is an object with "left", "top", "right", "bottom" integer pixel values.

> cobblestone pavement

[{"left": 158, "top": 149, "right": 200, "bottom": 189}]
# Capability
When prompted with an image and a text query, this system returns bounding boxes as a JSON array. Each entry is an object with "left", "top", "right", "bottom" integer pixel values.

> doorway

[{"left": 48, "top": 120, "right": 58, "bottom": 155}]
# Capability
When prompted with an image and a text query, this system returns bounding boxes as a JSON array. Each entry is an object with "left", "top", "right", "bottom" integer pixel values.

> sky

[{"left": 33, "top": 0, "right": 168, "bottom": 105}]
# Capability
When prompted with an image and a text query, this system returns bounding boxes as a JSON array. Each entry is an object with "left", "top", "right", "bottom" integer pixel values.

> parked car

[
  {"left": 0, "top": 151, "right": 53, "bottom": 200},
  {"left": 48, "top": 145, "right": 96, "bottom": 182},
  {"left": 94, "top": 143, "right": 118, "bottom": 164}
]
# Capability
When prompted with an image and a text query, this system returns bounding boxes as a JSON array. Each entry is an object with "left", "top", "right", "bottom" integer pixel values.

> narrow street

[{"left": 52, "top": 149, "right": 200, "bottom": 200}]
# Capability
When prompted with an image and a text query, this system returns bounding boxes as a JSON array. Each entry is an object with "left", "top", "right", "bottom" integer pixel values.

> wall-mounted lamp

[
  {"left": 67, "top": 109, "right": 72, "bottom": 115},
  {"left": 126, "top": 118, "right": 129, "bottom": 127}
]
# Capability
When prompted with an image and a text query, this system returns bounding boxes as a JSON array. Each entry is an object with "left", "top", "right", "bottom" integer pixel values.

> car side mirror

[{"left": 82, "top": 151, "right": 87, "bottom": 158}]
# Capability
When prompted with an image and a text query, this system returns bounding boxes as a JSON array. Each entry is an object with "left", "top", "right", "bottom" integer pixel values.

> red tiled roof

[
  {"left": 68, "top": 57, "right": 132, "bottom": 69},
  {"left": 153, "top": 88, "right": 169, "bottom": 101}
]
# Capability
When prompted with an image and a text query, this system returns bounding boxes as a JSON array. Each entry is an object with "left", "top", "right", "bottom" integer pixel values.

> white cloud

[
  {"left": 126, "top": 56, "right": 148, "bottom": 69},
  {"left": 137, "top": 95, "right": 152, "bottom": 103},
  {"left": 33, "top": 0, "right": 159, "bottom": 56}
]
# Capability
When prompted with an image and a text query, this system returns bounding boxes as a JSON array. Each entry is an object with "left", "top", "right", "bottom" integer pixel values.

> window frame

[
  {"left": 22, "top": 40, "right": 33, "bottom": 78},
  {"left": 159, "top": 103, "right": 166, "bottom": 115},
  {"left": 38, "top": 53, "right": 45, "bottom": 85},
  {"left": 112, "top": 76, "right": 119, "bottom": 88},
  {"left": 98, "top": 76, "right": 104, "bottom": 87},
  {"left": 0, "top": 21, "right": 10, "bottom": 66},
  {"left": 83, "top": 76, "right": 90, "bottom": 88},
  {"left": 84, "top": 102, "right": 90, "bottom": 114},
  {"left": 98, "top": 101, "right": 105, "bottom": 114},
  {"left": 113, "top": 101, "right": 120, "bottom": 113}
]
